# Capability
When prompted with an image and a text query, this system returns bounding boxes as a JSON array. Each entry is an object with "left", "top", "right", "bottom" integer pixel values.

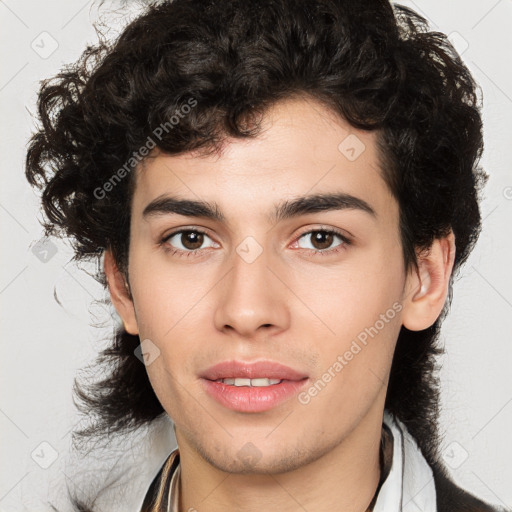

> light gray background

[{"left": 1, "top": 0, "right": 511, "bottom": 510}]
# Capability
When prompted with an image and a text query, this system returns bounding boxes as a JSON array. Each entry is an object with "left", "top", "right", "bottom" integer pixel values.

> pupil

[
  {"left": 182, "top": 231, "right": 203, "bottom": 250},
  {"left": 312, "top": 231, "right": 332, "bottom": 250}
]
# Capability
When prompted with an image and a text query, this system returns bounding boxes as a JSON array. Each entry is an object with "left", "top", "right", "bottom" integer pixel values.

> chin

[{"left": 196, "top": 435, "right": 329, "bottom": 475}]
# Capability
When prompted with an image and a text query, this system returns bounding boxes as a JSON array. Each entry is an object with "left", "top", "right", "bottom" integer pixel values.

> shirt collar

[{"left": 373, "top": 410, "right": 437, "bottom": 512}]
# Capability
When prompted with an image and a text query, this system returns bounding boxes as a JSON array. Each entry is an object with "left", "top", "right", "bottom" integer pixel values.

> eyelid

[
  {"left": 293, "top": 224, "right": 353, "bottom": 243},
  {"left": 162, "top": 225, "right": 213, "bottom": 239}
]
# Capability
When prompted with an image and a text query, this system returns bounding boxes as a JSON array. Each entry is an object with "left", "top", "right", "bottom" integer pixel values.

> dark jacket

[{"left": 432, "top": 464, "right": 508, "bottom": 512}]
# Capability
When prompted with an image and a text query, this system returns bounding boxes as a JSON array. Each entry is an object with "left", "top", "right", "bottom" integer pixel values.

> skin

[{"left": 105, "top": 96, "right": 455, "bottom": 511}]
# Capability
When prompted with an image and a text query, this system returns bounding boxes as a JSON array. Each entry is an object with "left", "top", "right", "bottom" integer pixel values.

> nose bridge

[{"left": 213, "top": 235, "right": 288, "bottom": 336}]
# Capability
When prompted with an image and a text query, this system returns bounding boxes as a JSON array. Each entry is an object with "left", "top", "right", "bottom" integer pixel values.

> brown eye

[
  {"left": 296, "top": 229, "right": 349, "bottom": 254},
  {"left": 180, "top": 231, "right": 204, "bottom": 250},
  {"left": 163, "top": 229, "right": 217, "bottom": 254}
]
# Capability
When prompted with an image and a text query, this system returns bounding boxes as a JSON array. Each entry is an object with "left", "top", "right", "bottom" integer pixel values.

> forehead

[{"left": 131, "top": 97, "right": 394, "bottom": 222}]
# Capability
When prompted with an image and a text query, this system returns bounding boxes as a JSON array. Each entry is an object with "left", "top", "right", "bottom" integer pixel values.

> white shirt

[{"left": 373, "top": 410, "right": 437, "bottom": 511}]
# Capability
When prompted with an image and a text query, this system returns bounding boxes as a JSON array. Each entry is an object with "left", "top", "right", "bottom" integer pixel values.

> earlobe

[
  {"left": 103, "top": 249, "right": 139, "bottom": 335},
  {"left": 401, "top": 231, "right": 456, "bottom": 331}
]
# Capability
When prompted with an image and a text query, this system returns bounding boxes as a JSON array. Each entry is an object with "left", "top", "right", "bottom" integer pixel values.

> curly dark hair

[{"left": 26, "top": 0, "right": 487, "bottom": 509}]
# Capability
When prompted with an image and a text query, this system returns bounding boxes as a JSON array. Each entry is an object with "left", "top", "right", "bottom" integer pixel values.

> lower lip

[{"left": 201, "top": 378, "right": 309, "bottom": 413}]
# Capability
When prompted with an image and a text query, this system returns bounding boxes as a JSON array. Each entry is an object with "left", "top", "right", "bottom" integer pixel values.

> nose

[{"left": 213, "top": 242, "right": 290, "bottom": 339}]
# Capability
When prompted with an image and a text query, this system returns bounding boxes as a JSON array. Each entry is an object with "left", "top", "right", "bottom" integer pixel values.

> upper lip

[{"left": 201, "top": 360, "right": 308, "bottom": 381}]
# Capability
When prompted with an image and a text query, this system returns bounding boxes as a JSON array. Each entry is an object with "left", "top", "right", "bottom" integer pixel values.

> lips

[
  {"left": 200, "top": 360, "right": 308, "bottom": 382},
  {"left": 199, "top": 360, "right": 309, "bottom": 413}
]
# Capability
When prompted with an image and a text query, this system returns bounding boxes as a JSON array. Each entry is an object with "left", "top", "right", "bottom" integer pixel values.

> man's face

[{"left": 126, "top": 97, "right": 407, "bottom": 474}]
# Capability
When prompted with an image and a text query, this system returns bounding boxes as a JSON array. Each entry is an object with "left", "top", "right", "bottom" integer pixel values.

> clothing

[{"left": 139, "top": 410, "right": 503, "bottom": 512}]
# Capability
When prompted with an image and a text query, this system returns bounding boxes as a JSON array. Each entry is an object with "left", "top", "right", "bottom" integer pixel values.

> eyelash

[{"left": 160, "top": 226, "right": 352, "bottom": 259}]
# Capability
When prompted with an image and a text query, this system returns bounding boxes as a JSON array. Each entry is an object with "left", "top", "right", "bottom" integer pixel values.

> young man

[{"left": 25, "top": 0, "right": 506, "bottom": 511}]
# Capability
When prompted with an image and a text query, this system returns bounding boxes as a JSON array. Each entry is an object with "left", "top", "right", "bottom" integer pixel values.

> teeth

[{"left": 216, "top": 377, "right": 282, "bottom": 387}]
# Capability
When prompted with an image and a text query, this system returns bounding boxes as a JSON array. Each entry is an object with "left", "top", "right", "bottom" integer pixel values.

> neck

[{"left": 176, "top": 406, "right": 384, "bottom": 512}]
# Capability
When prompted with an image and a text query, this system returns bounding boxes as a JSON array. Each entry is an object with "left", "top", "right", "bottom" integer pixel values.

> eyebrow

[{"left": 142, "top": 192, "right": 377, "bottom": 223}]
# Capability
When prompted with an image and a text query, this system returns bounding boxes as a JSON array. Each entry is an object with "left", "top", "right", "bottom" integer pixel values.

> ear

[
  {"left": 103, "top": 249, "right": 139, "bottom": 335},
  {"left": 401, "top": 231, "right": 456, "bottom": 331}
]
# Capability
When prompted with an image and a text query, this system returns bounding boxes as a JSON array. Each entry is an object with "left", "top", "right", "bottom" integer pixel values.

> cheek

[
  {"left": 298, "top": 301, "right": 401, "bottom": 432},
  {"left": 293, "top": 245, "right": 404, "bottom": 400},
  {"left": 125, "top": 253, "right": 203, "bottom": 399},
  {"left": 137, "top": 324, "right": 200, "bottom": 423},
  {"left": 291, "top": 247, "right": 404, "bottom": 341},
  {"left": 128, "top": 246, "right": 206, "bottom": 336}
]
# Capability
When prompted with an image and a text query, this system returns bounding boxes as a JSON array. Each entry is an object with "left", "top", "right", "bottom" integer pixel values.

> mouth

[{"left": 200, "top": 360, "right": 309, "bottom": 413}]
